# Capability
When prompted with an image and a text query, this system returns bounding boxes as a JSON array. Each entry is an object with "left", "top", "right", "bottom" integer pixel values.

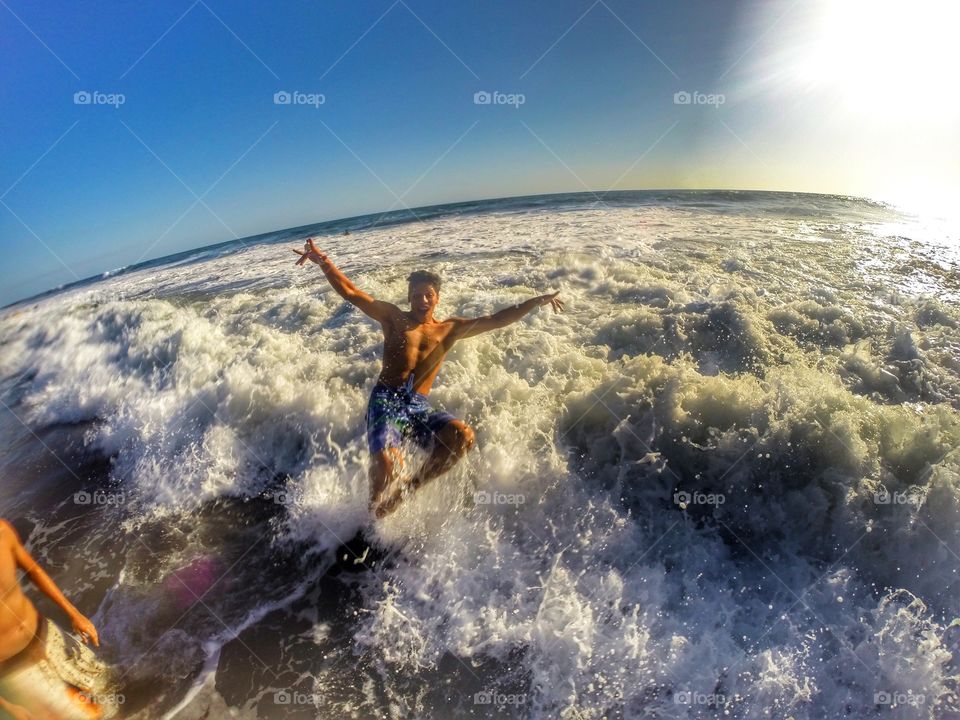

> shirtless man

[
  {"left": 0, "top": 519, "right": 99, "bottom": 718},
  {"left": 292, "top": 238, "right": 564, "bottom": 517}
]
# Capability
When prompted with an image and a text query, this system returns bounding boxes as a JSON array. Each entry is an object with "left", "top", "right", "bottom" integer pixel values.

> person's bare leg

[
  {"left": 409, "top": 420, "right": 475, "bottom": 490},
  {"left": 373, "top": 423, "right": 475, "bottom": 518},
  {"left": 370, "top": 449, "right": 405, "bottom": 517}
]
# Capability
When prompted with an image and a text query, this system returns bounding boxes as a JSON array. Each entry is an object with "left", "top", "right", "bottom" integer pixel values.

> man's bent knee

[
  {"left": 443, "top": 420, "right": 475, "bottom": 454},
  {"left": 460, "top": 424, "right": 475, "bottom": 452}
]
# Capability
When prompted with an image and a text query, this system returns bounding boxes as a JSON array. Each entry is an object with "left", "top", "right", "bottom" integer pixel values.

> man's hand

[
  {"left": 536, "top": 292, "right": 565, "bottom": 314},
  {"left": 71, "top": 613, "right": 99, "bottom": 647},
  {"left": 291, "top": 237, "right": 329, "bottom": 268}
]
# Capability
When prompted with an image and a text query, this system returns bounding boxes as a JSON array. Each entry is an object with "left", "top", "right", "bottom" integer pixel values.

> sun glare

[{"left": 793, "top": 0, "right": 960, "bottom": 117}]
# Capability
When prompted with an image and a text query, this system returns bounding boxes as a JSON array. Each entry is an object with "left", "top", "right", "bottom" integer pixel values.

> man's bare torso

[
  {"left": 0, "top": 524, "right": 38, "bottom": 664},
  {"left": 376, "top": 306, "right": 458, "bottom": 395}
]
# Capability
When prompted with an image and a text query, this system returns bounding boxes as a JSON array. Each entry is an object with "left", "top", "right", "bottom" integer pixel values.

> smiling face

[{"left": 408, "top": 281, "right": 440, "bottom": 322}]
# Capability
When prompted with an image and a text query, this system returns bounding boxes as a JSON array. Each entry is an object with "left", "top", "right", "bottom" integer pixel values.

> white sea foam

[{"left": 1, "top": 194, "right": 959, "bottom": 718}]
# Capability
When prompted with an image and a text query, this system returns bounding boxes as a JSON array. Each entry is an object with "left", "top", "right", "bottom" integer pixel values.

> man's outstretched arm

[
  {"left": 452, "top": 292, "right": 564, "bottom": 340},
  {"left": 292, "top": 238, "right": 395, "bottom": 323},
  {"left": 1, "top": 520, "right": 99, "bottom": 646}
]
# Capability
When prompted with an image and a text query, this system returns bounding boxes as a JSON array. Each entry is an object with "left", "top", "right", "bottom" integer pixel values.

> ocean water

[{"left": 1, "top": 190, "right": 959, "bottom": 719}]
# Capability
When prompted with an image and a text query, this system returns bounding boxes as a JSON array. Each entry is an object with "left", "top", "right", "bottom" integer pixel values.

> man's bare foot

[
  {"left": 374, "top": 467, "right": 437, "bottom": 518},
  {"left": 372, "top": 492, "right": 400, "bottom": 518},
  {"left": 371, "top": 476, "right": 408, "bottom": 518}
]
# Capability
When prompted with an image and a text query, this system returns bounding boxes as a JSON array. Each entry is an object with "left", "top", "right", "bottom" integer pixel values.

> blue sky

[{"left": 2, "top": 0, "right": 957, "bottom": 305}]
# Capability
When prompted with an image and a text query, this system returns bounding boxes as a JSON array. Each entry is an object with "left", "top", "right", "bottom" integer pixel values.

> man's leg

[
  {"left": 373, "top": 423, "right": 474, "bottom": 518},
  {"left": 369, "top": 448, "right": 404, "bottom": 517},
  {"left": 409, "top": 420, "right": 475, "bottom": 489}
]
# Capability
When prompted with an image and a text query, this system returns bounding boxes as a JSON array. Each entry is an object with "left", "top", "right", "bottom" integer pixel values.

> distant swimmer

[
  {"left": 0, "top": 519, "right": 115, "bottom": 719},
  {"left": 292, "top": 237, "right": 564, "bottom": 518}
]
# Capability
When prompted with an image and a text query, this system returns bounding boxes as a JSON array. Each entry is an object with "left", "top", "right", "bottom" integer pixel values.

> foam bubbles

[{"left": 1, "top": 195, "right": 959, "bottom": 717}]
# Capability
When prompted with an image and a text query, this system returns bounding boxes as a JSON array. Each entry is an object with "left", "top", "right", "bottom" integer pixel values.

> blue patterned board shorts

[{"left": 365, "top": 374, "right": 456, "bottom": 454}]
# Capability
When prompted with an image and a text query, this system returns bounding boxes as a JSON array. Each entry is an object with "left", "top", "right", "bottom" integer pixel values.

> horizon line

[{"left": 3, "top": 187, "right": 894, "bottom": 310}]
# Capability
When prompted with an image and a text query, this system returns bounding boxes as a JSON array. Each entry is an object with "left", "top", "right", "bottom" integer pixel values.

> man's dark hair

[{"left": 407, "top": 269, "right": 442, "bottom": 293}]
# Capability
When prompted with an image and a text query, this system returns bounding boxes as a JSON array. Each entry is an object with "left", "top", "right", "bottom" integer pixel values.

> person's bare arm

[
  {"left": 451, "top": 292, "right": 564, "bottom": 340},
  {"left": 1, "top": 520, "right": 99, "bottom": 646},
  {"left": 292, "top": 238, "right": 396, "bottom": 323},
  {"left": 0, "top": 696, "right": 35, "bottom": 720}
]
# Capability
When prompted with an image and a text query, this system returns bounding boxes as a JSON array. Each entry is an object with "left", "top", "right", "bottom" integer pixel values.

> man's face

[{"left": 408, "top": 282, "right": 439, "bottom": 320}]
